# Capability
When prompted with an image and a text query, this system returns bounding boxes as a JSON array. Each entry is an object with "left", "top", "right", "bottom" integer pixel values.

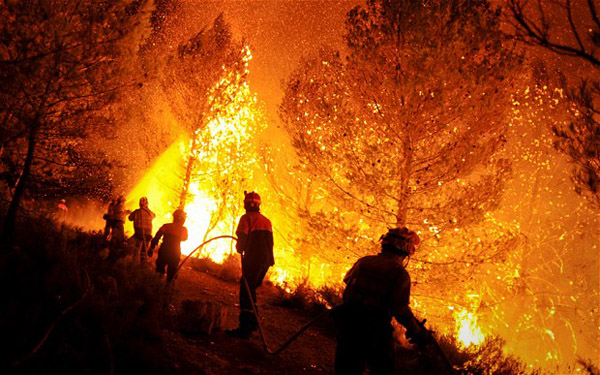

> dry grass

[
  {"left": 188, "top": 253, "right": 241, "bottom": 282},
  {"left": 178, "top": 299, "right": 235, "bottom": 335}
]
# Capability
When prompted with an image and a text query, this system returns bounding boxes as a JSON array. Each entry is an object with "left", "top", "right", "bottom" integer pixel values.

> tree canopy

[
  {"left": 0, "top": 0, "right": 150, "bottom": 239},
  {"left": 281, "top": 0, "right": 521, "bottom": 236}
]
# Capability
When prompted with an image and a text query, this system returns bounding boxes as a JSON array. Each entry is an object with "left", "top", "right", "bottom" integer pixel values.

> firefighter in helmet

[
  {"left": 333, "top": 227, "right": 427, "bottom": 375},
  {"left": 148, "top": 209, "right": 188, "bottom": 284},
  {"left": 128, "top": 197, "right": 156, "bottom": 263},
  {"left": 56, "top": 199, "right": 69, "bottom": 222},
  {"left": 226, "top": 191, "right": 274, "bottom": 339},
  {"left": 103, "top": 198, "right": 117, "bottom": 241}
]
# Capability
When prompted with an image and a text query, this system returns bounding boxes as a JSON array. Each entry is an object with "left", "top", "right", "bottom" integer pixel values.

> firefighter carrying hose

[
  {"left": 148, "top": 209, "right": 188, "bottom": 284},
  {"left": 333, "top": 227, "right": 428, "bottom": 375},
  {"left": 226, "top": 191, "right": 274, "bottom": 339},
  {"left": 128, "top": 197, "right": 155, "bottom": 263}
]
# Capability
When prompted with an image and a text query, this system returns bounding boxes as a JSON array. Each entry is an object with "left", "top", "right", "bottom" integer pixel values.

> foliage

[
  {"left": 0, "top": 0, "right": 152, "bottom": 239},
  {"left": 144, "top": 12, "right": 252, "bottom": 209},
  {"left": 278, "top": 0, "right": 524, "bottom": 294},
  {"left": 509, "top": 0, "right": 600, "bottom": 207},
  {"left": 456, "top": 337, "right": 529, "bottom": 375},
  {"left": 552, "top": 77, "right": 600, "bottom": 208},
  {"left": 281, "top": 0, "right": 520, "bottom": 230}
]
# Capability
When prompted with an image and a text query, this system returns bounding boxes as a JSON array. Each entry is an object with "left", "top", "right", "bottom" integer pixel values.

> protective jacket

[
  {"left": 236, "top": 211, "right": 274, "bottom": 271},
  {"left": 234, "top": 210, "right": 274, "bottom": 334},
  {"left": 112, "top": 202, "right": 128, "bottom": 223},
  {"left": 128, "top": 207, "right": 155, "bottom": 235},
  {"left": 341, "top": 252, "right": 420, "bottom": 335},
  {"left": 151, "top": 223, "right": 188, "bottom": 255},
  {"left": 151, "top": 222, "right": 188, "bottom": 282},
  {"left": 334, "top": 252, "right": 422, "bottom": 375}
]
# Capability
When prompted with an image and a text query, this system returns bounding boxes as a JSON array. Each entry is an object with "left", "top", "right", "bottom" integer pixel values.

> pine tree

[
  {"left": 280, "top": 0, "right": 521, "bottom": 241},
  {"left": 150, "top": 14, "right": 250, "bottom": 209},
  {"left": 0, "top": 0, "right": 151, "bottom": 241},
  {"left": 510, "top": 0, "right": 600, "bottom": 207}
]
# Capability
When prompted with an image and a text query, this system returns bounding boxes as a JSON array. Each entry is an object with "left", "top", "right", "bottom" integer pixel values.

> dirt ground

[{"left": 162, "top": 264, "right": 338, "bottom": 375}]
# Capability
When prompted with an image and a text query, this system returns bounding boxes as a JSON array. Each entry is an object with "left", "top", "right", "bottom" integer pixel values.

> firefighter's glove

[
  {"left": 147, "top": 247, "right": 154, "bottom": 258},
  {"left": 408, "top": 328, "right": 431, "bottom": 351},
  {"left": 408, "top": 334, "right": 429, "bottom": 351}
]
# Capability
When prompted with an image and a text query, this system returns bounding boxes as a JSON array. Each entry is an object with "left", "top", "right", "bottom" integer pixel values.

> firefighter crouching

[
  {"left": 333, "top": 227, "right": 427, "bottom": 375},
  {"left": 226, "top": 191, "right": 274, "bottom": 339},
  {"left": 128, "top": 197, "right": 155, "bottom": 263},
  {"left": 148, "top": 209, "right": 188, "bottom": 284}
]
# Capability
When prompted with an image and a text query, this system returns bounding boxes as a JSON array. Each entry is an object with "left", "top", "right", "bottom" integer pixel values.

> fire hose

[
  {"left": 241, "top": 275, "right": 331, "bottom": 355},
  {"left": 176, "top": 235, "right": 330, "bottom": 355},
  {"left": 414, "top": 318, "right": 456, "bottom": 374},
  {"left": 176, "top": 236, "right": 455, "bottom": 368}
]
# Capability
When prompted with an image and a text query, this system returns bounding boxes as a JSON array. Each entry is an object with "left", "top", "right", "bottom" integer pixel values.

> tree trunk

[
  {"left": 179, "top": 135, "right": 198, "bottom": 210},
  {"left": 2, "top": 127, "right": 37, "bottom": 246},
  {"left": 396, "top": 135, "right": 414, "bottom": 227}
]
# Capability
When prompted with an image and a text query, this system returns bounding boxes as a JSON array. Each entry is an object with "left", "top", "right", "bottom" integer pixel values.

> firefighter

[
  {"left": 103, "top": 199, "right": 116, "bottom": 241},
  {"left": 226, "top": 191, "right": 274, "bottom": 339},
  {"left": 55, "top": 199, "right": 69, "bottom": 222},
  {"left": 110, "top": 195, "right": 130, "bottom": 245},
  {"left": 333, "top": 227, "right": 427, "bottom": 375},
  {"left": 148, "top": 209, "right": 188, "bottom": 284},
  {"left": 128, "top": 197, "right": 155, "bottom": 263}
]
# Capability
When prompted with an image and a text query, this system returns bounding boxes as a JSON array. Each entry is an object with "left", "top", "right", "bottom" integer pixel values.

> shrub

[{"left": 1, "top": 215, "right": 170, "bottom": 374}]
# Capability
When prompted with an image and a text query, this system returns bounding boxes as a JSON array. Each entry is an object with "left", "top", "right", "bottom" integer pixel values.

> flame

[
  {"left": 125, "top": 138, "right": 237, "bottom": 260},
  {"left": 455, "top": 309, "right": 485, "bottom": 347},
  {"left": 126, "top": 46, "right": 260, "bottom": 261},
  {"left": 119, "top": 50, "right": 598, "bottom": 370}
]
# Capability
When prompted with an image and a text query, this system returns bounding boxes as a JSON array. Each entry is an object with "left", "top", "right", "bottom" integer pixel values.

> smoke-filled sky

[
  {"left": 181, "top": 1, "right": 356, "bottom": 121},
  {"left": 178, "top": 0, "right": 592, "bottom": 122}
]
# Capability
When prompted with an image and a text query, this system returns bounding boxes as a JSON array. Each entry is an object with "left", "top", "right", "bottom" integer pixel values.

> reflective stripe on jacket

[{"left": 236, "top": 211, "right": 274, "bottom": 269}]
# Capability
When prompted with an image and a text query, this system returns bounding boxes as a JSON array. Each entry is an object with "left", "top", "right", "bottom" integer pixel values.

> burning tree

[
  {"left": 124, "top": 11, "right": 266, "bottom": 258},
  {"left": 281, "top": 0, "right": 520, "bottom": 231},
  {"left": 280, "top": 0, "right": 521, "bottom": 266},
  {"left": 147, "top": 14, "right": 252, "bottom": 210},
  {"left": 0, "top": 0, "right": 151, "bottom": 240},
  {"left": 510, "top": 0, "right": 600, "bottom": 207}
]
